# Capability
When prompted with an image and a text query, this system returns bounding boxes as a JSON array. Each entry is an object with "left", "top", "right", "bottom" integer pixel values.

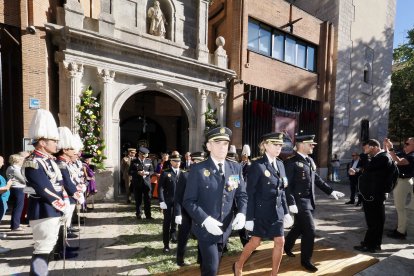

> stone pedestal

[{"left": 94, "top": 169, "right": 115, "bottom": 201}]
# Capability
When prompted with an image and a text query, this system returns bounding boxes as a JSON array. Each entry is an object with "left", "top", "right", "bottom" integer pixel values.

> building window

[
  {"left": 360, "top": 119, "right": 370, "bottom": 142},
  {"left": 363, "top": 63, "right": 372, "bottom": 83},
  {"left": 248, "top": 18, "right": 317, "bottom": 72}
]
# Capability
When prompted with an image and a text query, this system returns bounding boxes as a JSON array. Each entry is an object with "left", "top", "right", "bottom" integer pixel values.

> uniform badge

[
  {"left": 167, "top": 173, "right": 172, "bottom": 178},
  {"left": 220, "top": 128, "right": 225, "bottom": 134},
  {"left": 264, "top": 170, "right": 271, "bottom": 177},
  {"left": 204, "top": 169, "right": 210, "bottom": 177},
  {"left": 297, "top": 162, "right": 304, "bottom": 168}
]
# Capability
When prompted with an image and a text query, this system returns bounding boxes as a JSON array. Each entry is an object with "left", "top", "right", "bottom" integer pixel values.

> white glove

[
  {"left": 283, "top": 214, "right": 294, "bottom": 228},
  {"left": 330, "top": 190, "right": 345, "bottom": 200},
  {"left": 385, "top": 193, "right": 389, "bottom": 200},
  {"left": 160, "top": 202, "right": 168, "bottom": 210},
  {"left": 73, "top": 191, "right": 85, "bottom": 205},
  {"left": 232, "top": 213, "right": 246, "bottom": 230},
  {"left": 202, "top": 216, "right": 223, "bottom": 235},
  {"left": 175, "top": 215, "right": 182, "bottom": 225},
  {"left": 289, "top": 205, "right": 298, "bottom": 214},
  {"left": 245, "top": 220, "right": 254, "bottom": 231}
]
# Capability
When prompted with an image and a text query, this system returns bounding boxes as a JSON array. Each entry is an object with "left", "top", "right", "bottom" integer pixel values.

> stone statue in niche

[{"left": 147, "top": 1, "right": 167, "bottom": 38}]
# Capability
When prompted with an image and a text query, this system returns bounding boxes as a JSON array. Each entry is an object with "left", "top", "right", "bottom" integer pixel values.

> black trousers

[
  {"left": 133, "top": 182, "right": 151, "bottom": 218},
  {"left": 176, "top": 210, "right": 192, "bottom": 261},
  {"left": 162, "top": 202, "right": 177, "bottom": 248},
  {"left": 349, "top": 176, "right": 359, "bottom": 202},
  {"left": 362, "top": 199, "right": 385, "bottom": 248},
  {"left": 284, "top": 209, "right": 315, "bottom": 263},
  {"left": 198, "top": 240, "right": 225, "bottom": 276}
]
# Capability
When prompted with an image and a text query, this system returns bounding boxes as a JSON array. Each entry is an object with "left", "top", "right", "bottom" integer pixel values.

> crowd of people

[
  {"left": 1, "top": 113, "right": 413, "bottom": 275},
  {"left": 0, "top": 109, "right": 98, "bottom": 275}
]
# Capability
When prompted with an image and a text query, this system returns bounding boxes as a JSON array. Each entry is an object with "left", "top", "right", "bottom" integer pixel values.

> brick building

[{"left": 209, "top": 0, "right": 395, "bottom": 176}]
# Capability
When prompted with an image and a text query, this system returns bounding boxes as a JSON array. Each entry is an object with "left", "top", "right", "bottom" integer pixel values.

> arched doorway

[{"left": 118, "top": 90, "right": 189, "bottom": 195}]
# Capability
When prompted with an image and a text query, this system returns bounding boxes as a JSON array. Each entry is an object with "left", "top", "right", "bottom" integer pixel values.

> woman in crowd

[
  {"left": 6, "top": 154, "right": 26, "bottom": 231},
  {"left": 233, "top": 132, "right": 293, "bottom": 276},
  {"left": 0, "top": 155, "right": 12, "bottom": 254}
]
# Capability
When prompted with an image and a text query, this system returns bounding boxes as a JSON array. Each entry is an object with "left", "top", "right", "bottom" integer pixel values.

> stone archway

[{"left": 110, "top": 83, "right": 197, "bottom": 197}]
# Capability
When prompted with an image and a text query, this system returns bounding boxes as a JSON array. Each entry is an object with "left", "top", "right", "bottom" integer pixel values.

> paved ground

[{"left": 0, "top": 180, "right": 413, "bottom": 275}]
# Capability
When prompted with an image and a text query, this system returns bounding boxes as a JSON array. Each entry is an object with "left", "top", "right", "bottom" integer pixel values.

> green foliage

[
  {"left": 204, "top": 103, "right": 220, "bottom": 133},
  {"left": 76, "top": 86, "right": 106, "bottom": 169},
  {"left": 389, "top": 28, "right": 414, "bottom": 143}
]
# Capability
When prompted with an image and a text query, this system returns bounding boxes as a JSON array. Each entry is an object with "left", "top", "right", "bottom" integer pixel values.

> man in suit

[
  {"left": 183, "top": 127, "right": 248, "bottom": 276},
  {"left": 158, "top": 153, "right": 182, "bottom": 253},
  {"left": 121, "top": 148, "right": 136, "bottom": 203},
  {"left": 346, "top": 152, "right": 363, "bottom": 204},
  {"left": 181, "top": 152, "right": 193, "bottom": 170},
  {"left": 355, "top": 139, "right": 394, "bottom": 252},
  {"left": 284, "top": 135, "right": 344, "bottom": 272},
  {"left": 129, "top": 147, "right": 154, "bottom": 220},
  {"left": 175, "top": 152, "right": 206, "bottom": 266},
  {"left": 22, "top": 109, "right": 67, "bottom": 275}
]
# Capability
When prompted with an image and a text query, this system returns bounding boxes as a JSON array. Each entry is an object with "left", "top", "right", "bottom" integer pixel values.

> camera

[{"left": 26, "top": 26, "right": 36, "bottom": 34}]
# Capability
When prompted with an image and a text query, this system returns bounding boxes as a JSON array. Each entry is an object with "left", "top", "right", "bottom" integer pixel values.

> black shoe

[
  {"left": 146, "top": 217, "right": 154, "bottom": 220},
  {"left": 163, "top": 247, "right": 170, "bottom": 253},
  {"left": 67, "top": 232, "right": 78, "bottom": 239},
  {"left": 301, "top": 262, "right": 318, "bottom": 272},
  {"left": 356, "top": 202, "right": 362, "bottom": 207},
  {"left": 68, "top": 227, "right": 79, "bottom": 233},
  {"left": 66, "top": 246, "right": 79, "bottom": 252},
  {"left": 354, "top": 245, "right": 376, "bottom": 253},
  {"left": 136, "top": 215, "right": 142, "bottom": 220},
  {"left": 387, "top": 230, "right": 406, "bottom": 240},
  {"left": 345, "top": 201, "right": 355, "bottom": 204},
  {"left": 177, "top": 260, "right": 190, "bottom": 266},
  {"left": 284, "top": 247, "right": 295, "bottom": 257},
  {"left": 54, "top": 250, "right": 78, "bottom": 260}
]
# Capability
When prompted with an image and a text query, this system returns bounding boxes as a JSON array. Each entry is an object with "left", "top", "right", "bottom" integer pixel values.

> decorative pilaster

[
  {"left": 98, "top": 0, "right": 115, "bottom": 36},
  {"left": 196, "top": 0, "right": 210, "bottom": 62},
  {"left": 61, "top": 61, "right": 84, "bottom": 133},
  {"left": 197, "top": 89, "right": 209, "bottom": 148},
  {"left": 97, "top": 68, "right": 115, "bottom": 168},
  {"left": 215, "top": 92, "right": 226, "bottom": 126}
]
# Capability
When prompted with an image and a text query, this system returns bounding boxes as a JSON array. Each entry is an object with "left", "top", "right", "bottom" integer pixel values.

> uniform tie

[
  {"left": 218, "top": 163, "right": 224, "bottom": 179},
  {"left": 305, "top": 157, "right": 311, "bottom": 165}
]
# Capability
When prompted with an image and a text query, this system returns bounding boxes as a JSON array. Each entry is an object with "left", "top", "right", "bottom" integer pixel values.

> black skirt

[{"left": 251, "top": 217, "right": 284, "bottom": 239}]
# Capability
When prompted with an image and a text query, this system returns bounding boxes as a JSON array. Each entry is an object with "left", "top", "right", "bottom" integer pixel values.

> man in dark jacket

[
  {"left": 284, "top": 135, "right": 344, "bottom": 272},
  {"left": 129, "top": 147, "right": 154, "bottom": 220},
  {"left": 183, "top": 127, "right": 247, "bottom": 276},
  {"left": 346, "top": 152, "right": 364, "bottom": 205},
  {"left": 354, "top": 139, "right": 393, "bottom": 253}
]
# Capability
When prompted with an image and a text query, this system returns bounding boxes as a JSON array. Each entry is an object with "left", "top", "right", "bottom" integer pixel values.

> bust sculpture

[{"left": 148, "top": 1, "right": 167, "bottom": 38}]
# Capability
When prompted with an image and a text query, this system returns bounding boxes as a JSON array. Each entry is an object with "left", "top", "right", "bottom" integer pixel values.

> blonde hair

[
  {"left": 9, "top": 154, "right": 24, "bottom": 165},
  {"left": 259, "top": 141, "right": 267, "bottom": 155}
]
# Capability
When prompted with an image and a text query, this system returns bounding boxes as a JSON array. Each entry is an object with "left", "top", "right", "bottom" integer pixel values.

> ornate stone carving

[
  {"left": 63, "top": 61, "right": 84, "bottom": 78},
  {"left": 215, "top": 92, "right": 226, "bottom": 105},
  {"left": 148, "top": 1, "right": 167, "bottom": 38},
  {"left": 97, "top": 68, "right": 115, "bottom": 83}
]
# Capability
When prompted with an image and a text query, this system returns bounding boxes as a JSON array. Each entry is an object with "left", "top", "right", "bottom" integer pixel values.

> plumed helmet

[
  {"left": 29, "top": 109, "right": 59, "bottom": 142},
  {"left": 72, "top": 134, "right": 84, "bottom": 152},
  {"left": 241, "top": 144, "right": 251, "bottom": 157},
  {"left": 57, "top": 127, "right": 75, "bottom": 150},
  {"left": 228, "top": 145, "right": 237, "bottom": 154}
]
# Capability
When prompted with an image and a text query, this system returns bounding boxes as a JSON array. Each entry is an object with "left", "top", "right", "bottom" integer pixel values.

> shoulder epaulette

[
  {"left": 57, "top": 162, "right": 67, "bottom": 169},
  {"left": 225, "top": 157, "right": 238, "bottom": 163},
  {"left": 23, "top": 159, "right": 39, "bottom": 169},
  {"left": 251, "top": 156, "right": 262, "bottom": 161},
  {"left": 285, "top": 154, "right": 295, "bottom": 160}
]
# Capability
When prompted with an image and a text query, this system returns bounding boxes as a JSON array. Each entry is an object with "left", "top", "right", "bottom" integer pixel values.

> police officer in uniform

[
  {"left": 129, "top": 147, "right": 154, "bottom": 219},
  {"left": 284, "top": 135, "right": 344, "bottom": 272},
  {"left": 234, "top": 132, "right": 293, "bottom": 276},
  {"left": 183, "top": 127, "right": 248, "bottom": 276},
  {"left": 22, "top": 109, "right": 66, "bottom": 275},
  {"left": 158, "top": 153, "right": 182, "bottom": 253},
  {"left": 121, "top": 148, "right": 136, "bottom": 203},
  {"left": 174, "top": 152, "right": 206, "bottom": 266}
]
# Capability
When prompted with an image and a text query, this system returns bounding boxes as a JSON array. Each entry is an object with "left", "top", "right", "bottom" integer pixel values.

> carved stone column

[
  {"left": 197, "top": 89, "right": 209, "bottom": 149},
  {"left": 215, "top": 92, "right": 226, "bottom": 126},
  {"left": 97, "top": 68, "right": 115, "bottom": 168},
  {"left": 197, "top": 0, "right": 210, "bottom": 62},
  {"left": 61, "top": 61, "right": 84, "bottom": 132}
]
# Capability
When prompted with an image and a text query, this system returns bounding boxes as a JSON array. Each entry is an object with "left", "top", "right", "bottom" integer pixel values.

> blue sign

[
  {"left": 29, "top": 98, "right": 40, "bottom": 109},
  {"left": 234, "top": 121, "right": 241, "bottom": 128}
]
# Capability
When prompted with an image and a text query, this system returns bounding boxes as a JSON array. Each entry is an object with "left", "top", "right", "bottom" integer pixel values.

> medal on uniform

[
  {"left": 297, "top": 162, "right": 304, "bottom": 168},
  {"left": 226, "top": 175, "right": 240, "bottom": 191},
  {"left": 282, "top": 177, "right": 288, "bottom": 188},
  {"left": 264, "top": 170, "right": 271, "bottom": 177},
  {"left": 204, "top": 169, "right": 210, "bottom": 177},
  {"left": 167, "top": 173, "right": 171, "bottom": 177}
]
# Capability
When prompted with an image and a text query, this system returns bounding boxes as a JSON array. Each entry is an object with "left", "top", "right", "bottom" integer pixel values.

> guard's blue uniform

[
  {"left": 183, "top": 157, "right": 247, "bottom": 275},
  {"left": 246, "top": 155, "right": 288, "bottom": 238},
  {"left": 129, "top": 157, "right": 154, "bottom": 218},
  {"left": 284, "top": 152, "right": 333, "bottom": 264}
]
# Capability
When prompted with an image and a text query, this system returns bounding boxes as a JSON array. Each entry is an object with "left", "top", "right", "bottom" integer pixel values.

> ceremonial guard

[
  {"left": 129, "top": 147, "right": 154, "bottom": 219},
  {"left": 121, "top": 148, "right": 136, "bottom": 203},
  {"left": 22, "top": 109, "right": 66, "bottom": 275},
  {"left": 158, "top": 153, "right": 182, "bottom": 253},
  {"left": 174, "top": 152, "right": 205, "bottom": 266},
  {"left": 53, "top": 127, "right": 85, "bottom": 260},
  {"left": 234, "top": 132, "right": 293, "bottom": 276},
  {"left": 183, "top": 127, "right": 247, "bottom": 276},
  {"left": 284, "top": 135, "right": 344, "bottom": 272}
]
